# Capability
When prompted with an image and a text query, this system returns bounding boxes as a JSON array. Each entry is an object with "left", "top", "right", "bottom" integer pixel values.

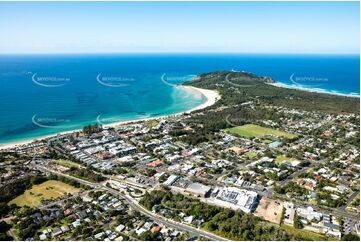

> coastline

[
  {"left": 0, "top": 85, "right": 221, "bottom": 150},
  {"left": 2, "top": 75, "right": 357, "bottom": 150},
  {"left": 267, "top": 82, "right": 360, "bottom": 98}
]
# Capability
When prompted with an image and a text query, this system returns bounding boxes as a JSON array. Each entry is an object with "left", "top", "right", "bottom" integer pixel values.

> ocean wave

[{"left": 271, "top": 81, "right": 360, "bottom": 98}]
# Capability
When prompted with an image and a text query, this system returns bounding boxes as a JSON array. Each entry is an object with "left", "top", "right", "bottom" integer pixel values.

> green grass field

[
  {"left": 9, "top": 180, "right": 80, "bottom": 207},
  {"left": 225, "top": 124, "right": 296, "bottom": 139},
  {"left": 261, "top": 138, "right": 273, "bottom": 144},
  {"left": 281, "top": 224, "right": 330, "bottom": 241},
  {"left": 53, "top": 159, "right": 84, "bottom": 169},
  {"left": 244, "top": 151, "right": 257, "bottom": 159},
  {"left": 275, "top": 155, "right": 297, "bottom": 165}
]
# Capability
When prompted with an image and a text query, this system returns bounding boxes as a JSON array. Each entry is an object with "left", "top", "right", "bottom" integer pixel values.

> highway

[{"left": 34, "top": 165, "right": 228, "bottom": 241}]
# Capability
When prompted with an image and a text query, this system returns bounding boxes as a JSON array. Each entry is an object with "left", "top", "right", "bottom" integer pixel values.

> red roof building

[{"left": 147, "top": 159, "right": 163, "bottom": 167}]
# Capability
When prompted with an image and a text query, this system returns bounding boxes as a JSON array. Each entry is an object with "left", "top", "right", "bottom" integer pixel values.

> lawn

[
  {"left": 8, "top": 180, "right": 80, "bottom": 207},
  {"left": 225, "top": 124, "right": 296, "bottom": 139},
  {"left": 261, "top": 138, "right": 273, "bottom": 144},
  {"left": 281, "top": 224, "right": 330, "bottom": 241},
  {"left": 53, "top": 159, "right": 84, "bottom": 169},
  {"left": 244, "top": 151, "right": 257, "bottom": 159},
  {"left": 275, "top": 155, "right": 297, "bottom": 165}
]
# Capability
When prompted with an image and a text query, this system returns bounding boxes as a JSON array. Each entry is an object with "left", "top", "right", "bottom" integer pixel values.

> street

[{"left": 34, "top": 164, "right": 228, "bottom": 241}]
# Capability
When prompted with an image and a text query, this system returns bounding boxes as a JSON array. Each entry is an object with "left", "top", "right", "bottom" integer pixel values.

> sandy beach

[
  {"left": 179, "top": 85, "right": 221, "bottom": 113},
  {"left": 100, "top": 85, "right": 220, "bottom": 127},
  {"left": 0, "top": 85, "right": 221, "bottom": 150}
]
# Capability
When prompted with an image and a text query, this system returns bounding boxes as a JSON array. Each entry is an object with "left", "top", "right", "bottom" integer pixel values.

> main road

[{"left": 34, "top": 165, "right": 228, "bottom": 241}]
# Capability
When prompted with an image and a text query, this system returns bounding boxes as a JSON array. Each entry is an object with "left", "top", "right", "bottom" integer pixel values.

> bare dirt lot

[{"left": 254, "top": 197, "right": 283, "bottom": 224}]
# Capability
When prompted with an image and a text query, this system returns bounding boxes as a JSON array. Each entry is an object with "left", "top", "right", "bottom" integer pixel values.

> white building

[
  {"left": 296, "top": 206, "right": 322, "bottom": 222},
  {"left": 163, "top": 175, "right": 179, "bottom": 186},
  {"left": 184, "top": 182, "right": 211, "bottom": 197},
  {"left": 211, "top": 187, "right": 259, "bottom": 213},
  {"left": 115, "top": 224, "right": 125, "bottom": 233},
  {"left": 283, "top": 202, "right": 295, "bottom": 225}
]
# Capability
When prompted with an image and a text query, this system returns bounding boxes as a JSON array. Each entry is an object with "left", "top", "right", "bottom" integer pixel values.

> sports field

[
  {"left": 225, "top": 124, "right": 296, "bottom": 139},
  {"left": 9, "top": 180, "right": 80, "bottom": 207}
]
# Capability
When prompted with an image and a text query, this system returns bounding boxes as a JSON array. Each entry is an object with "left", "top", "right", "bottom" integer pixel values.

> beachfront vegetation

[
  {"left": 82, "top": 124, "right": 102, "bottom": 135},
  {"left": 186, "top": 71, "right": 359, "bottom": 114},
  {"left": 177, "top": 70, "right": 359, "bottom": 145}
]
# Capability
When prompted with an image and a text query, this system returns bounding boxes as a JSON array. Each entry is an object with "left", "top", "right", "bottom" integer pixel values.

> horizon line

[{"left": 0, "top": 52, "right": 359, "bottom": 56}]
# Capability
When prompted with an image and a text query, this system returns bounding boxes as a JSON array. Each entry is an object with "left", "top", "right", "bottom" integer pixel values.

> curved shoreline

[
  {"left": 4, "top": 74, "right": 357, "bottom": 150},
  {"left": 0, "top": 86, "right": 221, "bottom": 150},
  {"left": 267, "top": 81, "right": 360, "bottom": 98}
]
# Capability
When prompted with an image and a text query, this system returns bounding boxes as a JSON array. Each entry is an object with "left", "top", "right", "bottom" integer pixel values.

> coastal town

[{"left": 0, "top": 71, "right": 359, "bottom": 241}]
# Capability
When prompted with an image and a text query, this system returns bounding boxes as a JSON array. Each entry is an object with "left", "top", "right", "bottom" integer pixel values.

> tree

[
  {"left": 341, "top": 234, "right": 360, "bottom": 241},
  {"left": 82, "top": 124, "right": 102, "bottom": 135},
  {"left": 205, "top": 222, "right": 218, "bottom": 231},
  {"left": 140, "top": 188, "right": 290, "bottom": 241},
  {"left": 293, "top": 213, "right": 303, "bottom": 229}
]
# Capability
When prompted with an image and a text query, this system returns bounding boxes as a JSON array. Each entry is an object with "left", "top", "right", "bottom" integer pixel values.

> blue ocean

[{"left": 0, "top": 54, "right": 359, "bottom": 145}]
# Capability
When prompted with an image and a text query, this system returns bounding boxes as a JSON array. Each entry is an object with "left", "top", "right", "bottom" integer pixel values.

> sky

[{"left": 0, "top": 1, "right": 359, "bottom": 54}]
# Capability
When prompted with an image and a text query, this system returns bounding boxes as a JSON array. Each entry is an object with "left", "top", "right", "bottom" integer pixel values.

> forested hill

[{"left": 184, "top": 71, "right": 359, "bottom": 114}]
